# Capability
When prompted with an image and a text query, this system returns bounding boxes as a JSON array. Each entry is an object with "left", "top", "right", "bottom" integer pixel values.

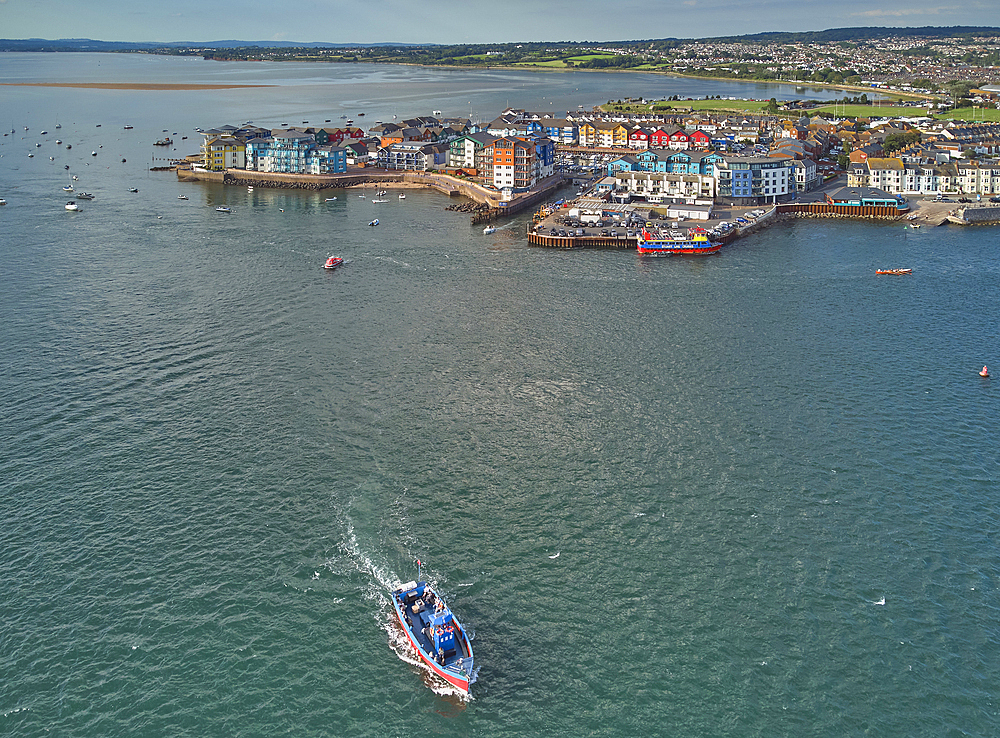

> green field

[{"left": 935, "top": 106, "right": 1000, "bottom": 122}]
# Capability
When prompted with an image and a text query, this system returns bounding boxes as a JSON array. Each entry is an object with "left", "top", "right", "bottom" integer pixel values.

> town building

[{"left": 715, "top": 157, "right": 793, "bottom": 202}]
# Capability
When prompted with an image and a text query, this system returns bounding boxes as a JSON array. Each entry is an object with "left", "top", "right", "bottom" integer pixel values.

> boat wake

[{"left": 339, "top": 520, "right": 475, "bottom": 700}]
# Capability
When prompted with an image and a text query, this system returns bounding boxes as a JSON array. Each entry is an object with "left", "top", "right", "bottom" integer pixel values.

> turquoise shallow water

[{"left": 2, "top": 55, "right": 1000, "bottom": 737}]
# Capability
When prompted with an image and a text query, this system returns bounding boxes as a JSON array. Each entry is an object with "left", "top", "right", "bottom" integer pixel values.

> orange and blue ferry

[
  {"left": 637, "top": 227, "right": 721, "bottom": 256},
  {"left": 391, "top": 578, "right": 475, "bottom": 693}
]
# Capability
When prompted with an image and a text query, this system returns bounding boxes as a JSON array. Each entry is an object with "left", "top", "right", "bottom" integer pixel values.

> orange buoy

[{"left": 980, "top": 365, "right": 989, "bottom": 377}]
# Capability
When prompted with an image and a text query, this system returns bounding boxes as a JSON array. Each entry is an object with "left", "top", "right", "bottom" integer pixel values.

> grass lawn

[
  {"left": 809, "top": 103, "right": 930, "bottom": 118},
  {"left": 935, "top": 107, "right": 1000, "bottom": 122}
]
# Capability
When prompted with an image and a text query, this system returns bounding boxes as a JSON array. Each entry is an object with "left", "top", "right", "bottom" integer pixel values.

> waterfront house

[
  {"left": 688, "top": 130, "right": 711, "bottom": 150},
  {"left": 246, "top": 129, "right": 315, "bottom": 174},
  {"left": 612, "top": 171, "right": 717, "bottom": 202},
  {"left": 448, "top": 131, "right": 498, "bottom": 172},
  {"left": 628, "top": 127, "right": 651, "bottom": 149},
  {"left": 482, "top": 136, "right": 554, "bottom": 192},
  {"left": 715, "top": 156, "right": 793, "bottom": 203},
  {"left": 607, "top": 154, "right": 638, "bottom": 175},
  {"left": 377, "top": 141, "right": 446, "bottom": 171},
  {"left": 200, "top": 136, "right": 246, "bottom": 171}
]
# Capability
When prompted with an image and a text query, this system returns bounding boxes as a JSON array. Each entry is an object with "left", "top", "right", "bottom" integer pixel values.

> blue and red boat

[
  {"left": 637, "top": 227, "right": 721, "bottom": 256},
  {"left": 390, "top": 579, "right": 475, "bottom": 693}
]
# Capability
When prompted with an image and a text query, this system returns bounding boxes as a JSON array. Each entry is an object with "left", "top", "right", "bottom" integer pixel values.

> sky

[{"left": 2, "top": 0, "right": 1000, "bottom": 45}]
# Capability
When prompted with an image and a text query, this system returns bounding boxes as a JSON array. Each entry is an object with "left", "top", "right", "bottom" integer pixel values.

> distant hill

[
  {"left": 3, "top": 27, "right": 1000, "bottom": 53},
  {"left": 700, "top": 26, "right": 1000, "bottom": 44},
  {"left": 0, "top": 38, "right": 412, "bottom": 52}
]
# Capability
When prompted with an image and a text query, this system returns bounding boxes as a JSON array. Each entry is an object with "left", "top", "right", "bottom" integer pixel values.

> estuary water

[{"left": 1, "top": 54, "right": 999, "bottom": 737}]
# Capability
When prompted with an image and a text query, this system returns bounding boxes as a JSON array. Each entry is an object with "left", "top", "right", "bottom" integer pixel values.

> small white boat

[
  {"left": 91, "top": 151, "right": 97, "bottom": 156},
  {"left": 65, "top": 201, "right": 79, "bottom": 211},
  {"left": 372, "top": 199, "right": 388, "bottom": 203},
  {"left": 55, "top": 139, "right": 61, "bottom": 144},
  {"left": 247, "top": 186, "right": 254, "bottom": 192},
  {"left": 128, "top": 187, "right": 138, "bottom": 193},
  {"left": 398, "top": 194, "right": 405, "bottom": 199},
  {"left": 325, "top": 197, "right": 337, "bottom": 201},
  {"left": 72, "top": 175, "right": 79, "bottom": 180},
  {"left": 369, "top": 219, "right": 379, "bottom": 226},
  {"left": 483, "top": 225, "right": 497, "bottom": 234},
  {"left": 177, "top": 194, "right": 189, "bottom": 200},
  {"left": 63, "top": 184, "right": 74, "bottom": 192},
  {"left": 216, "top": 206, "right": 231, "bottom": 213},
  {"left": 0, "top": 198, "right": 7, "bottom": 205}
]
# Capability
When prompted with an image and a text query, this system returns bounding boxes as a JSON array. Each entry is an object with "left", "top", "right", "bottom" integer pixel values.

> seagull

[{"left": 548, "top": 552, "right": 560, "bottom": 559}]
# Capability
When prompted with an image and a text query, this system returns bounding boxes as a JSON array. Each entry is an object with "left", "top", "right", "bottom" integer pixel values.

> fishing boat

[
  {"left": 323, "top": 255, "right": 344, "bottom": 269},
  {"left": 215, "top": 206, "right": 231, "bottom": 213},
  {"left": 177, "top": 194, "right": 189, "bottom": 200},
  {"left": 128, "top": 187, "right": 139, "bottom": 193},
  {"left": 875, "top": 268, "right": 912, "bottom": 275},
  {"left": 390, "top": 579, "right": 475, "bottom": 693},
  {"left": 483, "top": 225, "right": 497, "bottom": 235},
  {"left": 636, "top": 227, "right": 721, "bottom": 256},
  {"left": 76, "top": 192, "right": 95, "bottom": 200},
  {"left": 65, "top": 201, "right": 79, "bottom": 211}
]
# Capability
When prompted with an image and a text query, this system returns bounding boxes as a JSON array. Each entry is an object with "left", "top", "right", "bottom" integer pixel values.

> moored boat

[
  {"left": 76, "top": 192, "right": 95, "bottom": 200},
  {"left": 637, "top": 227, "right": 721, "bottom": 256},
  {"left": 324, "top": 255, "right": 344, "bottom": 269},
  {"left": 215, "top": 206, "right": 231, "bottom": 213},
  {"left": 483, "top": 225, "right": 497, "bottom": 234},
  {"left": 876, "top": 268, "right": 912, "bottom": 275},
  {"left": 177, "top": 194, "right": 189, "bottom": 200},
  {"left": 369, "top": 219, "right": 379, "bottom": 226},
  {"left": 391, "top": 579, "right": 475, "bottom": 693},
  {"left": 65, "top": 201, "right": 79, "bottom": 211}
]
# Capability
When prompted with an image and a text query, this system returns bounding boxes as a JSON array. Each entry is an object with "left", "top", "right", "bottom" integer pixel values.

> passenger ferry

[
  {"left": 636, "top": 227, "right": 721, "bottom": 256},
  {"left": 390, "top": 579, "right": 475, "bottom": 693}
]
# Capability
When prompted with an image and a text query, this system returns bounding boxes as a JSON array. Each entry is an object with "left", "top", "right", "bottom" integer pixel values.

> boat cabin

[{"left": 397, "top": 582, "right": 460, "bottom": 659}]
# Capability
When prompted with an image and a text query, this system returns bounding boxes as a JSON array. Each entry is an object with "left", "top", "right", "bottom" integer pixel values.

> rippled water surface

[{"left": 1, "top": 55, "right": 999, "bottom": 737}]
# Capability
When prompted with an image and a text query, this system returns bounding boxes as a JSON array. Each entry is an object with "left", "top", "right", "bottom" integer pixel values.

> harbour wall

[
  {"left": 176, "top": 167, "right": 512, "bottom": 208},
  {"left": 775, "top": 203, "right": 905, "bottom": 218},
  {"left": 956, "top": 206, "right": 1000, "bottom": 224}
]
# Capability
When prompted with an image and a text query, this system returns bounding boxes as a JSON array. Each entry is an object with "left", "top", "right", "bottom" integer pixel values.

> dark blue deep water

[{"left": 1, "top": 54, "right": 999, "bottom": 737}]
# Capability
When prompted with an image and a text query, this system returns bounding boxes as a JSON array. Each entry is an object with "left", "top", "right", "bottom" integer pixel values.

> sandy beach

[{"left": 0, "top": 82, "right": 275, "bottom": 90}]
